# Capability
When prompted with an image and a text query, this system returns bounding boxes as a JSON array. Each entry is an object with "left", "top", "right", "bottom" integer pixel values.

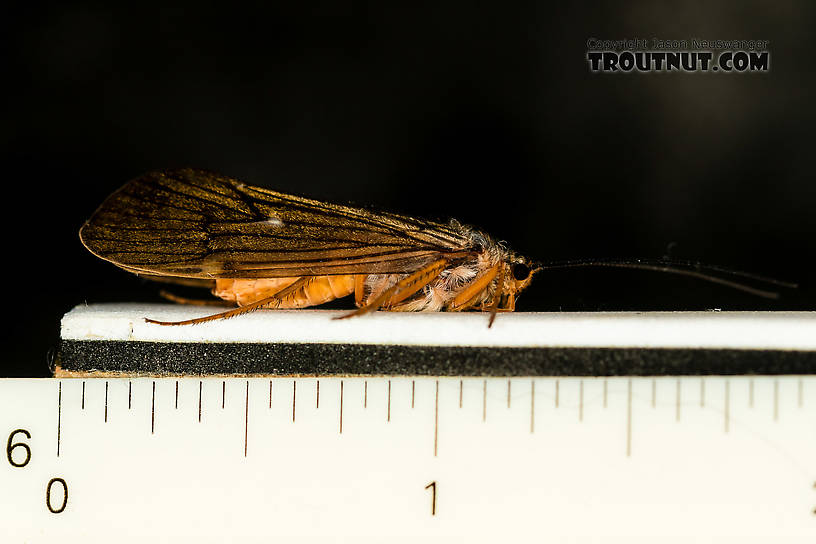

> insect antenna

[{"left": 534, "top": 258, "right": 798, "bottom": 300}]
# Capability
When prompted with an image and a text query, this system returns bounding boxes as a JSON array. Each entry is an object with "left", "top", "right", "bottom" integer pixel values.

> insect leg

[
  {"left": 336, "top": 259, "right": 448, "bottom": 319},
  {"left": 145, "top": 278, "right": 310, "bottom": 326},
  {"left": 354, "top": 275, "right": 366, "bottom": 307},
  {"left": 486, "top": 265, "right": 507, "bottom": 328},
  {"left": 158, "top": 289, "right": 233, "bottom": 307},
  {"left": 447, "top": 263, "right": 501, "bottom": 311}
]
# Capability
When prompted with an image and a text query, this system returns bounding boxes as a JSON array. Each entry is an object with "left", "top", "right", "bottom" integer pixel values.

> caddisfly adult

[{"left": 80, "top": 169, "right": 795, "bottom": 327}]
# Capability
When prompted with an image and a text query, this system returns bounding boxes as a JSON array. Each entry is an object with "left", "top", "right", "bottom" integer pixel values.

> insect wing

[{"left": 80, "top": 169, "right": 470, "bottom": 279}]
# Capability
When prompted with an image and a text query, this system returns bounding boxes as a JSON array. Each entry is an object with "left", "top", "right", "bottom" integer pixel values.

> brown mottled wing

[{"left": 80, "top": 169, "right": 471, "bottom": 279}]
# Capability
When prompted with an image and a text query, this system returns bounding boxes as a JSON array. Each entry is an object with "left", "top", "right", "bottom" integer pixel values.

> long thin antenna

[{"left": 534, "top": 258, "right": 797, "bottom": 299}]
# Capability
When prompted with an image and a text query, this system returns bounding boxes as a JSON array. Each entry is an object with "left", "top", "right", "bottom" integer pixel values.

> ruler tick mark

[
  {"left": 724, "top": 380, "right": 730, "bottom": 433},
  {"left": 434, "top": 380, "right": 439, "bottom": 457},
  {"left": 364, "top": 380, "right": 367, "bottom": 408},
  {"left": 198, "top": 381, "right": 202, "bottom": 422},
  {"left": 579, "top": 380, "right": 584, "bottom": 421},
  {"left": 555, "top": 379, "right": 559, "bottom": 408},
  {"left": 411, "top": 380, "right": 415, "bottom": 409},
  {"left": 798, "top": 378, "right": 803, "bottom": 408},
  {"left": 244, "top": 381, "right": 249, "bottom": 457},
  {"left": 482, "top": 380, "right": 487, "bottom": 422},
  {"left": 316, "top": 380, "right": 319, "bottom": 409},
  {"left": 222, "top": 381, "right": 225, "bottom": 409},
  {"left": 530, "top": 380, "right": 535, "bottom": 433},
  {"left": 151, "top": 381, "right": 156, "bottom": 434},
  {"left": 459, "top": 379, "right": 463, "bottom": 408},
  {"left": 292, "top": 380, "right": 296, "bottom": 422},
  {"left": 269, "top": 380, "right": 273, "bottom": 409},
  {"left": 175, "top": 381, "right": 178, "bottom": 409},
  {"left": 626, "top": 379, "right": 632, "bottom": 457},
  {"left": 339, "top": 380, "right": 344, "bottom": 434},
  {"left": 104, "top": 381, "right": 108, "bottom": 423},
  {"left": 387, "top": 380, "right": 391, "bottom": 422},
  {"left": 81, "top": 381, "right": 85, "bottom": 410},
  {"left": 128, "top": 381, "right": 132, "bottom": 410},
  {"left": 675, "top": 379, "right": 681, "bottom": 422},
  {"left": 56, "top": 382, "right": 62, "bottom": 457},
  {"left": 749, "top": 379, "right": 754, "bottom": 408},
  {"left": 507, "top": 380, "right": 511, "bottom": 408}
]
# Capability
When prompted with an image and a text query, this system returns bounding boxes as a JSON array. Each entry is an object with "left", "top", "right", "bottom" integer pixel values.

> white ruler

[{"left": 1, "top": 376, "right": 814, "bottom": 543}]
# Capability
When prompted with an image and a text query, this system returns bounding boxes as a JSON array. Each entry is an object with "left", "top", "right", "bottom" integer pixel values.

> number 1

[{"left": 425, "top": 481, "right": 436, "bottom": 516}]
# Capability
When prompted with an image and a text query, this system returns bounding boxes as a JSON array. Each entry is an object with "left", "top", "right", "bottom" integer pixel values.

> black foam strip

[{"left": 58, "top": 340, "right": 816, "bottom": 376}]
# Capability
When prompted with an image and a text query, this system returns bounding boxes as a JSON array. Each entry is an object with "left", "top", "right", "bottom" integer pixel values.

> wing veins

[
  {"left": 139, "top": 177, "right": 255, "bottom": 219},
  {"left": 243, "top": 192, "right": 463, "bottom": 249}
]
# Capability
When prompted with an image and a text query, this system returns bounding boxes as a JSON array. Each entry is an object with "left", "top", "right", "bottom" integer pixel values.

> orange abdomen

[{"left": 214, "top": 276, "right": 356, "bottom": 308}]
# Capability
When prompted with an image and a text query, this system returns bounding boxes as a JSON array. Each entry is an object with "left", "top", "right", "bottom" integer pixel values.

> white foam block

[{"left": 60, "top": 304, "right": 816, "bottom": 350}]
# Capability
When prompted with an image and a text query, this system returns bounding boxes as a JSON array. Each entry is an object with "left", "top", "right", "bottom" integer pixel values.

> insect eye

[{"left": 511, "top": 263, "right": 530, "bottom": 281}]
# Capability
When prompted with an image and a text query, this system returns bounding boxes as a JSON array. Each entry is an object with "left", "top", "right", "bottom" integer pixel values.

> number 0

[{"left": 46, "top": 478, "right": 68, "bottom": 514}]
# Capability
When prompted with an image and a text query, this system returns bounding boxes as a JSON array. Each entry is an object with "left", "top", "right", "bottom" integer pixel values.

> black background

[{"left": 5, "top": 3, "right": 814, "bottom": 377}]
